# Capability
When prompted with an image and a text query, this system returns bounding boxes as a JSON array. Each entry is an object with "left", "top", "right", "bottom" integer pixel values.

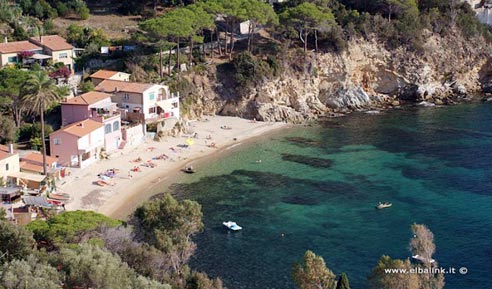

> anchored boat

[
  {"left": 183, "top": 166, "right": 195, "bottom": 174},
  {"left": 376, "top": 202, "right": 392, "bottom": 209},
  {"left": 223, "top": 221, "right": 242, "bottom": 231}
]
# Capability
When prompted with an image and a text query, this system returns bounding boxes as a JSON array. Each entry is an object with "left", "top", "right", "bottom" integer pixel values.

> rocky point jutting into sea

[{"left": 181, "top": 29, "right": 492, "bottom": 123}]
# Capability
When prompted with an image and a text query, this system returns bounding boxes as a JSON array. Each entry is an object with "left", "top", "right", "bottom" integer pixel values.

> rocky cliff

[{"left": 181, "top": 28, "right": 492, "bottom": 123}]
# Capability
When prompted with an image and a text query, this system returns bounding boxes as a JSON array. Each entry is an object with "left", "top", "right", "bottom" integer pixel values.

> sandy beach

[{"left": 59, "top": 116, "right": 288, "bottom": 219}]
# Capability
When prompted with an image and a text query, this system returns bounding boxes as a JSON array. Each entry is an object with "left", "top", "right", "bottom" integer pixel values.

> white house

[
  {"left": 94, "top": 79, "right": 180, "bottom": 123},
  {"left": 49, "top": 119, "right": 105, "bottom": 168}
]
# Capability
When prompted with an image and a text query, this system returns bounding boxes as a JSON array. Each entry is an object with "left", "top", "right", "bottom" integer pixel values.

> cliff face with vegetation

[{"left": 182, "top": 29, "right": 491, "bottom": 123}]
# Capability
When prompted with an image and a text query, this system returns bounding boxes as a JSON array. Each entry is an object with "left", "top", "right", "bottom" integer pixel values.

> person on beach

[{"left": 128, "top": 171, "right": 133, "bottom": 178}]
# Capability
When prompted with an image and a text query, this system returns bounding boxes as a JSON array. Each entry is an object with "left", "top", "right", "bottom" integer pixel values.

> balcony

[
  {"left": 92, "top": 111, "right": 120, "bottom": 123},
  {"left": 90, "top": 107, "right": 120, "bottom": 123}
]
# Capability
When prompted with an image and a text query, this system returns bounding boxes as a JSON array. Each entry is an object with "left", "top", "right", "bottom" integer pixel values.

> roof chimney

[
  {"left": 114, "top": 87, "right": 119, "bottom": 92},
  {"left": 78, "top": 123, "right": 84, "bottom": 128},
  {"left": 8, "top": 143, "right": 14, "bottom": 154},
  {"left": 4, "top": 37, "right": 7, "bottom": 43}
]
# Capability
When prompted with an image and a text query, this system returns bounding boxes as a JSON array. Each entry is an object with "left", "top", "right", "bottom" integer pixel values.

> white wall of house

[
  {"left": 0, "top": 53, "right": 19, "bottom": 66},
  {"left": 0, "top": 154, "right": 20, "bottom": 182},
  {"left": 122, "top": 124, "right": 145, "bottom": 149},
  {"left": 76, "top": 127, "right": 105, "bottom": 168},
  {"left": 142, "top": 85, "right": 168, "bottom": 120},
  {"left": 78, "top": 128, "right": 104, "bottom": 152},
  {"left": 109, "top": 72, "right": 131, "bottom": 82},
  {"left": 50, "top": 49, "right": 75, "bottom": 71}
]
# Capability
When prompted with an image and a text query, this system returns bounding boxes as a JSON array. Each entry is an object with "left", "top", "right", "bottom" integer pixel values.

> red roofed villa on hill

[{"left": 0, "top": 35, "right": 75, "bottom": 73}]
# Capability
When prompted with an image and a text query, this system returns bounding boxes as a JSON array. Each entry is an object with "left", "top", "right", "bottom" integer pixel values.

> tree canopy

[
  {"left": 409, "top": 223, "right": 436, "bottom": 262},
  {"left": 0, "top": 68, "right": 31, "bottom": 127},
  {"left": 336, "top": 272, "right": 351, "bottom": 289},
  {"left": 27, "top": 210, "right": 121, "bottom": 246},
  {"left": 55, "top": 243, "right": 170, "bottom": 289},
  {"left": 291, "top": 250, "right": 337, "bottom": 289},
  {"left": 368, "top": 255, "right": 421, "bottom": 289},
  {"left": 0, "top": 255, "right": 62, "bottom": 289},
  {"left": 280, "top": 2, "right": 336, "bottom": 52},
  {"left": 133, "top": 193, "right": 203, "bottom": 274},
  {"left": 0, "top": 220, "right": 36, "bottom": 265},
  {"left": 369, "top": 224, "right": 444, "bottom": 289}
]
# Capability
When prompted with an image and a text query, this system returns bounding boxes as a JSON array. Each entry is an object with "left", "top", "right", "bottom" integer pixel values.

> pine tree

[{"left": 335, "top": 272, "right": 350, "bottom": 289}]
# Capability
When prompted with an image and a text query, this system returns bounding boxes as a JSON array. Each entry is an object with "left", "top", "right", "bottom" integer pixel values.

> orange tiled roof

[
  {"left": 21, "top": 152, "right": 58, "bottom": 165},
  {"left": 95, "top": 79, "right": 154, "bottom": 94},
  {"left": 53, "top": 119, "right": 103, "bottom": 137},
  {"left": 19, "top": 161, "right": 44, "bottom": 173},
  {"left": 29, "top": 35, "right": 73, "bottom": 51},
  {"left": 0, "top": 144, "right": 18, "bottom": 161},
  {"left": 0, "top": 41, "right": 41, "bottom": 54},
  {"left": 63, "top": 91, "right": 112, "bottom": 105},
  {"left": 90, "top": 70, "right": 120, "bottom": 79}
]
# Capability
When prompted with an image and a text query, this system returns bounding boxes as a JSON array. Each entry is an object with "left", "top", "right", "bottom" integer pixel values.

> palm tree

[{"left": 22, "top": 71, "right": 64, "bottom": 175}]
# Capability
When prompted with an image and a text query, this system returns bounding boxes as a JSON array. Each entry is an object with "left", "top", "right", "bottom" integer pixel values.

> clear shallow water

[{"left": 167, "top": 103, "right": 492, "bottom": 289}]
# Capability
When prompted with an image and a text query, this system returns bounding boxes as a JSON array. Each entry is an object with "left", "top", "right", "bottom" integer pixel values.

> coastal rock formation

[{"left": 181, "top": 28, "right": 490, "bottom": 122}]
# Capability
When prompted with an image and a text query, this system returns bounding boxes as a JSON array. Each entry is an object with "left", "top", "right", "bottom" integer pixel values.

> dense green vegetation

[
  {"left": 0, "top": 68, "right": 68, "bottom": 159},
  {"left": 292, "top": 250, "right": 337, "bottom": 289},
  {"left": 0, "top": 0, "right": 488, "bottom": 71},
  {"left": 1, "top": 0, "right": 488, "bottom": 83},
  {"left": 0, "top": 195, "right": 225, "bottom": 289}
]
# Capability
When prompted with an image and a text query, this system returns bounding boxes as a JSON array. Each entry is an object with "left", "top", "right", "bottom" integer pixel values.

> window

[
  {"left": 123, "top": 93, "right": 130, "bottom": 100},
  {"left": 54, "top": 138, "right": 61, "bottom": 145},
  {"left": 7, "top": 56, "right": 17, "bottom": 63},
  {"left": 113, "top": 121, "right": 120, "bottom": 131},
  {"left": 59, "top": 53, "right": 68, "bottom": 59},
  {"left": 5, "top": 163, "right": 9, "bottom": 171},
  {"left": 149, "top": 92, "right": 155, "bottom": 100},
  {"left": 172, "top": 102, "right": 178, "bottom": 108},
  {"left": 105, "top": 124, "right": 112, "bottom": 134},
  {"left": 149, "top": 107, "right": 156, "bottom": 114}
]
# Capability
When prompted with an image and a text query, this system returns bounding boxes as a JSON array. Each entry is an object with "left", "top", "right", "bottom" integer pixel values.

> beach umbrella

[{"left": 186, "top": 138, "right": 194, "bottom": 146}]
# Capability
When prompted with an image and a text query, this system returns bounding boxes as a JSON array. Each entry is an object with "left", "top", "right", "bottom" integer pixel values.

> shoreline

[
  {"left": 108, "top": 126, "right": 292, "bottom": 219},
  {"left": 60, "top": 100, "right": 488, "bottom": 220},
  {"left": 60, "top": 116, "right": 290, "bottom": 219}
]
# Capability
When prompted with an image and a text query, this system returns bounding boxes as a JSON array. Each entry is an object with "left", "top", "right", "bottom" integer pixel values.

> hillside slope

[{"left": 181, "top": 29, "right": 491, "bottom": 123}]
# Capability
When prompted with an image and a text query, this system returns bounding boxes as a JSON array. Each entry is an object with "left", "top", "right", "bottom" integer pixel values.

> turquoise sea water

[{"left": 168, "top": 102, "right": 492, "bottom": 289}]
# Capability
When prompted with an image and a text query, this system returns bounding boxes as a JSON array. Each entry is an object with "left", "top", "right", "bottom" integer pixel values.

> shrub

[
  {"left": 18, "top": 123, "right": 53, "bottom": 148},
  {"left": 231, "top": 52, "right": 274, "bottom": 91},
  {"left": 49, "top": 66, "right": 71, "bottom": 79},
  {"left": 76, "top": 5, "right": 90, "bottom": 20},
  {"left": 79, "top": 80, "right": 94, "bottom": 93},
  {"left": 0, "top": 114, "right": 16, "bottom": 144}
]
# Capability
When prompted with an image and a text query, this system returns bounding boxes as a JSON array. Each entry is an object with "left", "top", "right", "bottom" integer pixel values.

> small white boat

[
  {"left": 223, "top": 221, "right": 242, "bottom": 231},
  {"left": 412, "top": 255, "right": 436, "bottom": 263},
  {"left": 376, "top": 202, "right": 392, "bottom": 209}
]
